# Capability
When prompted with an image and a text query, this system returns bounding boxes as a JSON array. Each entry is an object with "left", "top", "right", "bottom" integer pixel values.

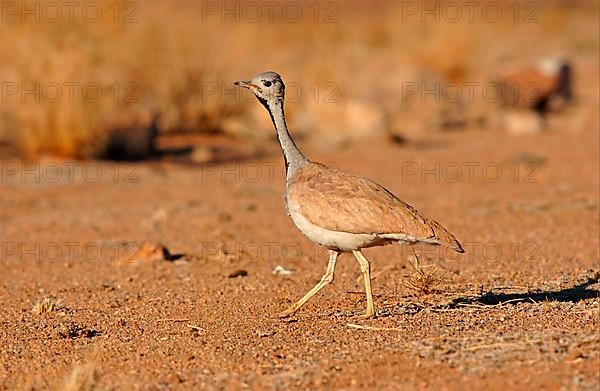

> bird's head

[{"left": 234, "top": 71, "right": 285, "bottom": 108}]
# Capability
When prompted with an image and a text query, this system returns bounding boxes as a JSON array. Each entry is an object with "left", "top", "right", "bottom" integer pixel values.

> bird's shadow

[
  {"left": 377, "top": 272, "right": 599, "bottom": 318},
  {"left": 447, "top": 272, "right": 599, "bottom": 309}
]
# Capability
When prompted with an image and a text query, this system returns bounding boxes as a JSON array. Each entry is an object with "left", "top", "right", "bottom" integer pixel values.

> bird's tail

[
  {"left": 379, "top": 218, "right": 464, "bottom": 253},
  {"left": 423, "top": 217, "right": 464, "bottom": 253}
]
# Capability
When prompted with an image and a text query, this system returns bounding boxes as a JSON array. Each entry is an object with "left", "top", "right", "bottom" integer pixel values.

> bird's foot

[
  {"left": 277, "top": 307, "right": 297, "bottom": 318},
  {"left": 352, "top": 311, "right": 376, "bottom": 320}
]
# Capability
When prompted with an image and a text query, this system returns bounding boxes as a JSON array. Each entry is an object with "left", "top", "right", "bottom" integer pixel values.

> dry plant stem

[
  {"left": 346, "top": 323, "right": 404, "bottom": 331},
  {"left": 157, "top": 318, "right": 190, "bottom": 323},
  {"left": 410, "top": 246, "right": 422, "bottom": 274}
]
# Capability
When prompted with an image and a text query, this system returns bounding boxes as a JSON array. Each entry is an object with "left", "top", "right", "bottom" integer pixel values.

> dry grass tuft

[
  {"left": 403, "top": 262, "right": 441, "bottom": 296},
  {"left": 31, "top": 297, "right": 63, "bottom": 315},
  {"left": 61, "top": 362, "right": 98, "bottom": 391},
  {"left": 0, "top": 1, "right": 596, "bottom": 158}
]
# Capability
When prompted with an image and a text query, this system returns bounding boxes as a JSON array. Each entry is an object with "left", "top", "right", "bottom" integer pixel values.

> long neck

[{"left": 264, "top": 98, "right": 306, "bottom": 177}]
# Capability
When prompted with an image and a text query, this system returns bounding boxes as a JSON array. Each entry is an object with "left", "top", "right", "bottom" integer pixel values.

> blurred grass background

[{"left": 0, "top": 0, "right": 597, "bottom": 159}]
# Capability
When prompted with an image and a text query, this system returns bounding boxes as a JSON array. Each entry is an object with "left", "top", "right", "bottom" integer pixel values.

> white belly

[{"left": 286, "top": 196, "right": 384, "bottom": 252}]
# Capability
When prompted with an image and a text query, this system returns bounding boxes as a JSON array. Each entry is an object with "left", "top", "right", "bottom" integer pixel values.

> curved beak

[{"left": 234, "top": 80, "right": 254, "bottom": 89}]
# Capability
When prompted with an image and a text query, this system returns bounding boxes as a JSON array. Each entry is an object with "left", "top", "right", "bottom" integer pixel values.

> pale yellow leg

[
  {"left": 279, "top": 250, "right": 339, "bottom": 318},
  {"left": 352, "top": 250, "right": 375, "bottom": 318}
]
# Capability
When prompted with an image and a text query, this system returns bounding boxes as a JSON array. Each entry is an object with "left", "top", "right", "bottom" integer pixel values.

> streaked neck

[{"left": 265, "top": 99, "right": 306, "bottom": 178}]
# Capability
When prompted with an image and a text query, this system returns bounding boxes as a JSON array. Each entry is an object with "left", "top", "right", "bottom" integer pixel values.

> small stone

[
  {"left": 272, "top": 265, "right": 293, "bottom": 275},
  {"left": 219, "top": 212, "right": 232, "bottom": 223},
  {"left": 504, "top": 110, "right": 544, "bottom": 135},
  {"left": 228, "top": 270, "right": 248, "bottom": 278},
  {"left": 190, "top": 146, "right": 213, "bottom": 163}
]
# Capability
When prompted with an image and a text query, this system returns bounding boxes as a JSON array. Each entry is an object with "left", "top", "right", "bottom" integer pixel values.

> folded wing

[{"left": 288, "top": 162, "right": 464, "bottom": 252}]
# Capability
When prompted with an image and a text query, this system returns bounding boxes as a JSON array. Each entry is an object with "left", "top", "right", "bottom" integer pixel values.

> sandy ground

[{"left": 1, "top": 126, "right": 599, "bottom": 390}]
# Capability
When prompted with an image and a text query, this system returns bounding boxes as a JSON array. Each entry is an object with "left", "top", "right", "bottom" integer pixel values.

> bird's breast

[{"left": 285, "top": 194, "right": 380, "bottom": 251}]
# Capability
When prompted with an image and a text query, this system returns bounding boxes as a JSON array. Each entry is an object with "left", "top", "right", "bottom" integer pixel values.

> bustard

[{"left": 235, "top": 71, "right": 464, "bottom": 318}]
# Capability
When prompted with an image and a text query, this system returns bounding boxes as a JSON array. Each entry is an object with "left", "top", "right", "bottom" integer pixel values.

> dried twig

[
  {"left": 346, "top": 323, "right": 404, "bottom": 332},
  {"left": 463, "top": 340, "right": 540, "bottom": 352},
  {"left": 187, "top": 324, "right": 205, "bottom": 332},
  {"left": 157, "top": 318, "right": 190, "bottom": 323}
]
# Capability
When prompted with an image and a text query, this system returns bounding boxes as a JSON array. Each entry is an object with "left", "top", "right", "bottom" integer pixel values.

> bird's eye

[{"left": 263, "top": 81, "right": 272, "bottom": 87}]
